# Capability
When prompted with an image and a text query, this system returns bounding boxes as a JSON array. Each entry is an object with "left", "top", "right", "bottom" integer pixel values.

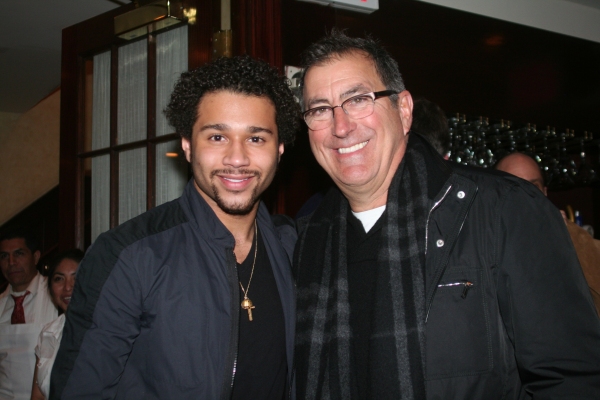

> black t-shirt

[
  {"left": 231, "top": 228, "right": 287, "bottom": 400},
  {"left": 347, "top": 210, "right": 385, "bottom": 399}
]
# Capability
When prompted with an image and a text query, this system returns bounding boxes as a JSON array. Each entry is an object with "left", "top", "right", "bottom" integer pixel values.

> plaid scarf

[{"left": 294, "top": 138, "right": 430, "bottom": 399}]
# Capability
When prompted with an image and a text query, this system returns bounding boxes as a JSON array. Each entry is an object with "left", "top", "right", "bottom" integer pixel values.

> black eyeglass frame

[{"left": 302, "top": 90, "right": 399, "bottom": 129}]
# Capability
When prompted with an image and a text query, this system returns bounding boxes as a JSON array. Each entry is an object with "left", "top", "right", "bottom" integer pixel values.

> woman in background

[{"left": 31, "top": 249, "right": 83, "bottom": 400}]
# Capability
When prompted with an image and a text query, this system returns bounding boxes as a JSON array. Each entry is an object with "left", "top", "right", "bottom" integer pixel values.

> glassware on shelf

[
  {"left": 444, "top": 113, "right": 598, "bottom": 189},
  {"left": 576, "top": 138, "right": 597, "bottom": 185}
]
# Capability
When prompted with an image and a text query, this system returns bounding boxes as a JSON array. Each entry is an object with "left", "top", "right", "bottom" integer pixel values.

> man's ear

[
  {"left": 278, "top": 143, "right": 284, "bottom": 163},
  {"left": 398, "top": 91, "right": 414, "bottom": 135},
  {"left": 181, "top": 136, "right": 192, "bottom": 163},
  {"left": 33, "top": 250, "right": 40, "bottom": 266}
]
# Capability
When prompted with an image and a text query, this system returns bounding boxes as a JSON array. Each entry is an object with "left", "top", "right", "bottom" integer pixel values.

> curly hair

[
  {"left": 165, "top": 55, "right": 300, "bottom": 146},
  {"left": 299, "top": 29, "right": 405, "bottom": 109}
]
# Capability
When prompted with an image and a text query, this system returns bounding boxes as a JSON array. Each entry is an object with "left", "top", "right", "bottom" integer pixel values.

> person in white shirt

[
  {"left": 0, "top": 232, "right": 58, "bottom": 400},
  {"left": 31, "top": 249, "right": 83, "bottom": 400}
]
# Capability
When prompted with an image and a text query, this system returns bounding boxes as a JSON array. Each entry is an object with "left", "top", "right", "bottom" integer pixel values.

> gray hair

[{"left": 299, "top": 29, "right": 405, "bottom": 109}]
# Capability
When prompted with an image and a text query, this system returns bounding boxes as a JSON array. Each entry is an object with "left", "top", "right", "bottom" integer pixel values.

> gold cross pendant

[{"left": 241, "top": 297, "right": 255, "bottom": 321}]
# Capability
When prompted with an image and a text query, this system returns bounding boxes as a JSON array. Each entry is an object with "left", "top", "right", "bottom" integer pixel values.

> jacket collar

[{"left": 406, "top": 132, "right": 454, "bottom": 202}]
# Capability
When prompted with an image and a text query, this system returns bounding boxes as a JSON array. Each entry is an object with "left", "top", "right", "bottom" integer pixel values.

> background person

[
  {"left": 0, "top": 231, "right": 57, "bottom": 400},
  {"left": 495, "top": 152, "right": 600, "bottom": 317},
  {"left": 411, "top": 97, "right": 450, "bottom": 158},
  {"left": 30, "top": 249, "right": 83, "bottom": 400}
]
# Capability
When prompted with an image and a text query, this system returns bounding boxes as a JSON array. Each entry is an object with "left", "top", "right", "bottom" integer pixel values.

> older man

[
  {"left": 0, "top": 231, "right": 57, "bottom": 400},
  {"left": 496, "top": 152, "right": 600, "bottom": 317},
  {"left": 294, "top": 31, "right": 600, "bottom": 399},
  {"left": 51, "top": 55, "right": 300, "bottom": 400}
]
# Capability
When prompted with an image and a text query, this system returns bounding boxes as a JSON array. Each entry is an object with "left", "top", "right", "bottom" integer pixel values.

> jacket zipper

[
  {"left": 437, "top": 280, "right": 474, "bottom": 298},
  {"left": 425, "top": 182, "right": 478, "bottom": 321},
  {"left": 425, "top": 184, "right": 453, "bottom": 254},
  {"left": 222, "top": 249, "right": 240, "bottom": 400}
]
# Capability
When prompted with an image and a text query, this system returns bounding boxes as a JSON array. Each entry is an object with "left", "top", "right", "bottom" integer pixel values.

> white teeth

[
  {"left": 338, "top": 141, "right": 368, "bottom": 154},
  {"left": 224, "top": 177, "right": 248, "bottom": 183},
  {"left": 64, "top": 297, "right": 71, "bottom": 301}
]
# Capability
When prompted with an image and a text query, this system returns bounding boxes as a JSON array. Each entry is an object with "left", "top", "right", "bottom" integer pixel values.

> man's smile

[
  {"left": 222, "top": 176, "right": 252, "bottom": 183},
  {"left": 338, "top": 140, "right": 368, "bottom": 154}
]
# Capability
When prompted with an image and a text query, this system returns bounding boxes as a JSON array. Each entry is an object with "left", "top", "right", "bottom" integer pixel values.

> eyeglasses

[{"left": 302, "top": 90, "right": 399, "bottom": 130}]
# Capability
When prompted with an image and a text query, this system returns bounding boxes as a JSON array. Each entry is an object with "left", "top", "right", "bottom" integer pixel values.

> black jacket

[
  {"left": 51, "top": 181, "right": 297, "bottom": 400},
  {"left": 419, "top": 135, "right": 600, "bottom": 398},
  {"left": 297, "top": 134, "right": 600, "bottom": 399}
]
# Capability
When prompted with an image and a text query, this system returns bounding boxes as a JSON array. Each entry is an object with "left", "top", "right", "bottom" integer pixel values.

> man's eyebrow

[
  {"left": 198, "top": 123, "right": 274, "bottom": 135},
  {"left": 305, "top": 84, "right": 371, "bottom": 109},
  {"left": 248, "top": 126, "right": 274, "bottom": 135},
  {"left": 198, "top": 123, "right": 229, "bottom": 132},
  {"left": 305, "top": 96, "right": 330, "bottom": 109},
  {"left": 339, "top": 84, "right": 369, "bottom": 100}
]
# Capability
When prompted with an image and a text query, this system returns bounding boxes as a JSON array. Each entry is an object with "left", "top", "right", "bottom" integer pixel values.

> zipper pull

[
  {"left": 461, "top": 281, "right": 474, "bottom": 299},
  {"left": 437, "top": 280, "right": 474, "bottom": 299}
]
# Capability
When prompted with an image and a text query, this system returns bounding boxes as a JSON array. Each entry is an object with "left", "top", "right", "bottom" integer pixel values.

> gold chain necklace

[{"left": 239, "top": 220, "right": 257, "bottom": 321}]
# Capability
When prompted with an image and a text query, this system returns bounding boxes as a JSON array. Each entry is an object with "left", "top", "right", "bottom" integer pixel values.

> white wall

[{"left": 415, "top": 0, "right": 600, "bottom": 43}]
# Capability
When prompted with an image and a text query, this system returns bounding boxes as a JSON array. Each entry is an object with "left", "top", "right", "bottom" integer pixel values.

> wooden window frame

[{"left": 59, "top": 0, "right": 283, "bottom": 251}]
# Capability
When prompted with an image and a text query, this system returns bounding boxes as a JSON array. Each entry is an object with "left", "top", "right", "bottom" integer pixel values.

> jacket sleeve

[
  {"left": 495, "top": 183, "right": 600, "bottom": 398},
  {"left": 50, "top": 241, "right": 143, "bottom": 400}
]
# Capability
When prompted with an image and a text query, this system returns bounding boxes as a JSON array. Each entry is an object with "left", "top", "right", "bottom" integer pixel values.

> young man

[
  {"left": 51, "top": 55, "right": 300, "bottom": 400},
  {"left": 0, "top": 231, "right": 57, "bottom": 399},
  {"left": 294, "top": 31, "right": 600, "bottom": 399}
]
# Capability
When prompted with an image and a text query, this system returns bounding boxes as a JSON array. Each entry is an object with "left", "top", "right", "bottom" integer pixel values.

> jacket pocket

[{"left": 426, "top": 268, "right": 493, "bottom": 379}]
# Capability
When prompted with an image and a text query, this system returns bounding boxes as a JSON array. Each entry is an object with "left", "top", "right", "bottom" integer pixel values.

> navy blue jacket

[{"left": 50, "top": 181, "right": 297, "bottom": 400}]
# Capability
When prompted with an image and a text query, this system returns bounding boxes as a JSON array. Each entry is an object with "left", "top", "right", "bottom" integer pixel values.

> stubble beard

[{"left": 211, "top": 169, "right": 262, "bottom": 216}]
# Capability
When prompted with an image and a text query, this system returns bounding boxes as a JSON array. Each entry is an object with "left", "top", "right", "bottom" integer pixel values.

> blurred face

[
  {"left": 496, "top": 153, "right": 547, "bottom": 196},
  {"left": 0, "top": 238, "right": 40, "bottom": 292},
  {"left": 182, "top": 91, "right": 284, "bottom": 217},
  {"left": 302, "top": 52, "right": 413, "bottom": 210},
  {"left": 50, "top": 258, "right": 78, "bottom": 312}
]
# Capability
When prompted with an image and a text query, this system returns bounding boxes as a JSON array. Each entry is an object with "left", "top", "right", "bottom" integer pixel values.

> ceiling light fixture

[{"left": 115, "top": 0, "right": 186, "bottom": 40}]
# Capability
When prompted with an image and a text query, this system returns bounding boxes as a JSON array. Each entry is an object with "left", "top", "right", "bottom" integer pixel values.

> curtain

[
  {"left": 119, "top": 148, "right": 147, "bottom": 224},
  {"left": 91, "top": 52, "right": 111, "bottom": 242},
  {"left": 156, "top": 26, "right": 189, "bottom": 205}
]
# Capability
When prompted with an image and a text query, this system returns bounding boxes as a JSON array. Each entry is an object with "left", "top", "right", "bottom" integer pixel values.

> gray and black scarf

[{"left": 294, "top": 138, "right": 430, "bottom": 399}]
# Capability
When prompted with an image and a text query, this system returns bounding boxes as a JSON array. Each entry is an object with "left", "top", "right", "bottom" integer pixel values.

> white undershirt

[{"left": 352, "top": 205, "right": 386, "bottom": 233}]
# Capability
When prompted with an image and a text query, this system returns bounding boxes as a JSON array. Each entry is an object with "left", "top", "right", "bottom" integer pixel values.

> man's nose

[
  {"left": 223, "top": 141, "right": 250, "bottom": 167},
  {"left": 332, "top": 106, "right": 355, "bottom": 138}
]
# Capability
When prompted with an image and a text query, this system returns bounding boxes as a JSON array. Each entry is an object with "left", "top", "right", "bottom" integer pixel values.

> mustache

[{"left": 211, "top": 169, "right": 260, "bottom": 178}]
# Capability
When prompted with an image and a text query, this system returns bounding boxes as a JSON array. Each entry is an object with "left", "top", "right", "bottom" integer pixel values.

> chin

[
  {"left": 215, "top": 196, "right": 259, "bottom": 216},
  {"left": 218, "top": 203, "right": 256, "bottom": 215},
  {"left": 213, "top": 185, "right": 260, "bottom": 216},
  {"left": 336, "top": 170, "right": 375, "bottom": 188}
]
